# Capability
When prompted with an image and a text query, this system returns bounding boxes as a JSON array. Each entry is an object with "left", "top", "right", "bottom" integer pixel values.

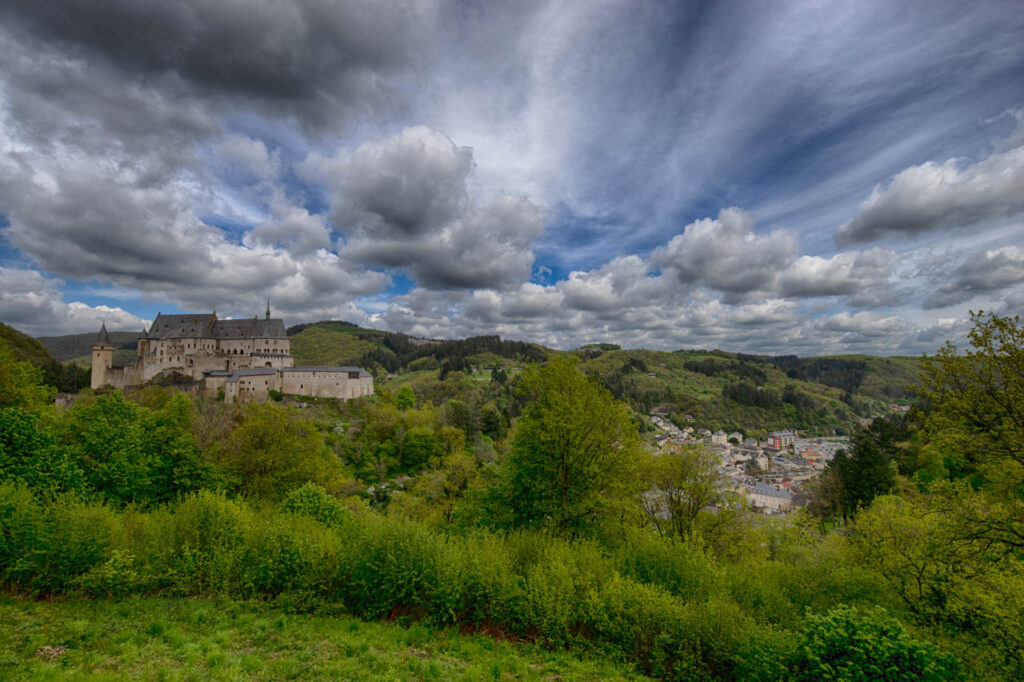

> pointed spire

[
  {"left": 96, "top": 322, "right": 111, "bottom": 346},
  {"left": 266, "top": 299, "right": 271, "bottom": 320}
]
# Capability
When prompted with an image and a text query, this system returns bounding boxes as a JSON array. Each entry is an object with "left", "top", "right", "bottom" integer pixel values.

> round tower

[{"left": 91, "top": 322, "right": 114, "bottom": 389}]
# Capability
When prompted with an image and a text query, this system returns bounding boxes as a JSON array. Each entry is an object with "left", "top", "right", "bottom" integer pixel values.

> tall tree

[
  {"left": 640, "top": 444, "right": 725, "bottom": 539},
  {"left": 917, "top": 311, "right": 1024, "bottom": 490},
  {"left": 503, "top": 356, "right": 643, "bottom": 536}
]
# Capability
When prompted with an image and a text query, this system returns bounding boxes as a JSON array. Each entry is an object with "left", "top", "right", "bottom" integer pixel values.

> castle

[{"left": 91, "top": 305, "right": 373, "bottom": 402}]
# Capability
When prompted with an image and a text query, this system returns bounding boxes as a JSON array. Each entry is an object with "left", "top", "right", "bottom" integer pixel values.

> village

[{"left": 649, "top": 414, "right": 852, "bottom": 514}]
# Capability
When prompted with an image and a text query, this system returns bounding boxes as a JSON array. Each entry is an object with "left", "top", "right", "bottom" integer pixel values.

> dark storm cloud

[
  {"left": 1, "top": 0, "right": 427, "bottom": 103},
  {"left": 313, "top": 126, "right": 474, "bottom": 239}
]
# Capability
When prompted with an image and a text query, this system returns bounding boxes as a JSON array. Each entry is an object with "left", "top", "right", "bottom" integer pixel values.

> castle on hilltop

[{"left": 91, "top": 305, "right": 373, "bottom": 402}]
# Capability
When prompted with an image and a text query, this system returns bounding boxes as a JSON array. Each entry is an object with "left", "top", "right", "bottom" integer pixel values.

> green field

[{"left": 0, "top": 597, "right": 645, "bottom": 681}]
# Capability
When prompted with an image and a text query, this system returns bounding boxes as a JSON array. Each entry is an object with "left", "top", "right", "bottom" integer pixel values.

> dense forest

[{"left": 2, "top": 313, "right": 1021, "bottom": 679}]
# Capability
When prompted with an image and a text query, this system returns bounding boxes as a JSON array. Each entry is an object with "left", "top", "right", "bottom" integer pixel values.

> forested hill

[
  {"left": 287, "top": 320, "right": 548, "bottom": 374},
  {"left": 287, "top": 320, "right": 921, "bottom": 434},
  {"left": 38, "top": 330, "right": 141, "bottom": 365},
  {"left": 1, "top": 321, "right": 91, "bottom": 391},
  {"left": 1, "top": 321, "right": 55, "bottom": 365},
  {"left": 27, "top": 319, "right": 921, "bottom": 431},
  {"left": 569, "top": 346, "right": 921, "bottom": 434}
]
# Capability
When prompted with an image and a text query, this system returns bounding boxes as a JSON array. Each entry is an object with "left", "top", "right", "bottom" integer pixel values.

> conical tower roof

[{"left": 95, "top": 322, "right": 111, "bottom": 346}]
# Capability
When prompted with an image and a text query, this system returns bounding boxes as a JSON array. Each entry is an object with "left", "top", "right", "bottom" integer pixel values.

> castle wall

[
  {"left": 279, "top": 370, "right": 374, "bottom": 400},
  {"left": 224, "top": 373, "right": 278, "bottom": 403}
]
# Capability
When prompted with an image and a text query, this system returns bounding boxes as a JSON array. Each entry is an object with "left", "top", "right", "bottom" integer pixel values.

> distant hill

[
  {"left": 31, "top": 319, "right": 922, "bottom": 431},
  {"left": 38, "top": 330, "right": 141, "bottom": 366},
  {"left": 570, "top": 346, "right": 923, "bottom": 435},
  {"left": 1, "top": 322, "right": 56, "bottom": 365},
  {"left": 2, "top": 322, "right": 92, "bottom": 392},
  {"left": 288, "top": 320, "right": 547, "bottom": 372}
]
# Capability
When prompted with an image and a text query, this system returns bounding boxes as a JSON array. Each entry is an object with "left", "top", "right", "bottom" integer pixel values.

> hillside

[
  {"left": 286, "top": 320, "right": 921, "bottom": 435},
  {"left": 289, "top": 320, "right": 547, "bottom": 373},
  {"left": 38, "top": 330, "right": 141, "bottom": 364},
  {"left": 0, "top": 322, "right": 55, "bottom": 365},
  {"left": 30, "top": 320, "right": 922, "bottom": 433}
]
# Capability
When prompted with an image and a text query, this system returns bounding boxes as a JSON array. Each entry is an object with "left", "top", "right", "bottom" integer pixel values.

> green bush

[
  {"left": 239, "top": 513, "right": 341, "bottom": 597},
  {"left": 786, "top": 605, "right": 961, "bottom": 681},
  {"left": 1, "top": 490, "right": 120, "bottom": 594},
  {"left": 160, "top": 491, "right": 252, "bottom": 594},
  {"left": 280, "top": 482, "right": 349, "bottom": 528}
]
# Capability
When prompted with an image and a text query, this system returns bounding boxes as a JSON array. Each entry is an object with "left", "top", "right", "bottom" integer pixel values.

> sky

[{"left": 1, "top": 0, "right": 1022, "bottom": 355}]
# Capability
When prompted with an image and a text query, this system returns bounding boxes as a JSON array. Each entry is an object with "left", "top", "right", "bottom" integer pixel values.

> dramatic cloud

[
  {"left": 0, "top": 1, "right": 432, "bottom": 113},
  {"left": 836, "top": 145, "right": 1024, "bottom": 245},
  {"left": 651, "top": 209, "right": 796, "bottom": 301},
  {"left": 924, "top": 244, "right": 1024, "bottom": 309},
  {"left": 306, "top": 127, "right": 547, "bottom": 289},
  {"left": 779, "top": 248, "right": 896, "bottom": 298},
  {"left": 0, "top": 267, "right": 148, "bottom": 336},
  {"left": 1, "top": 0, "right": 1022, "bottom": 352}
]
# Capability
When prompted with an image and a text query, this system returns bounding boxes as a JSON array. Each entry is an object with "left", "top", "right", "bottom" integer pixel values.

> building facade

[{"left": 90, "top": 309, "right": 373, "bottom": 402}]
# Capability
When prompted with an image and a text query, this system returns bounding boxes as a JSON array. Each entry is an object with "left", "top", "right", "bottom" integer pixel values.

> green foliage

[
  {"left": 0, "top": 407, "right": 86, "bottom": 494},
  {"left": 640, "top": 444, "right": 730, "bottom": 539},
  {"left": 0, "top": 345, "right": 55, "bottom": 410},
  {"left": 917, "top": 311, "right": 1024, "bottom": 492},
  {"left": 59, "top": 391, "right": 215, "bottom": 505},
  {"left": 821, "top": 418, "right": 901, "bottom": 519},
  {"left": 281, "top": 482, "right": 349, "bottom": 528},
  {"left": 851, "top": 494, "right": 1024, "bottom": 676},
  {"left": 217, "top": 402, "right": 341, "bottom": 500},
  {"left": 784, "top": 605, "right": 961, "bottom": 681},
  {"left": 503, "top": 356, "right": 644, "bottom": 536},
  {"left": 397, "top": 384, "right": 416, "bottom": 409}
]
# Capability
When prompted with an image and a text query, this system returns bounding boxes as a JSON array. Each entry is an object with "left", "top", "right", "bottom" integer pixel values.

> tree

[
  {"left": 397, "top": 385, "right": 416, "bottom": 410},
  {"left": 917, "top": 311, "right": 1024, "bottom": 490},
  {"left": 785, "top": 605, "right": 961, "bottom": 681},
  {"left": 640, "top": 444, "right": 724, "bottom": 539},
  {"left": 915, "top": 311, "right": 1024, "bottom": 555},
  {"left": 815, "top": 417, "right": 900, "bottom": 521},
  {"left": 218, "top": 402, "right": 340, "bottom": 500},
  {"left": 503, "top": 356, "right": 644, "bottom": 536},
  {"left": 0, "top": 346, "right": 55, "bottom": 411}
]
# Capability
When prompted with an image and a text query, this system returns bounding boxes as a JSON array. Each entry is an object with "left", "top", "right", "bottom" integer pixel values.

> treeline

[
  {"left": 732, "top": 353, "right": 868, "bottom": 393},
  {"left": 683, "top": 358, "right": 768, "bottom": 385},
  {"left": 363, "top": 333, "right": 546, "bottom": 374}
]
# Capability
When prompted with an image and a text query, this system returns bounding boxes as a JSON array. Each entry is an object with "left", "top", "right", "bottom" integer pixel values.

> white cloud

[
  {"left": 0, "top": 267, "right": 148, "bottom": 336},
  {"left": 651, "top": 208, "right": 797, "bottom": 301},
  {"left": 836, "top": 145, "right": 1024, "bottom": 245},
  {"left": 924, "top": 244, "right": 1024, "bottom": 309}
]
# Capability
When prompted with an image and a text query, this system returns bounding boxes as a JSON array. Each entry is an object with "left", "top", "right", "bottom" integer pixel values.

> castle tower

[{"left": 90, "top": 322, "right": 114, "bottom": 389}]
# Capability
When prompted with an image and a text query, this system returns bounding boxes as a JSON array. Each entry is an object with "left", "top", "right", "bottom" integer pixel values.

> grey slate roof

[
  {"left": 751, "top": 483, "right": 792, "bottom": 499},
  {"left": 144, "top": 313, "right": 287, "bottom": 340},
  {"left": 95, "top": 322, "right": 111, "bottom": 346}
]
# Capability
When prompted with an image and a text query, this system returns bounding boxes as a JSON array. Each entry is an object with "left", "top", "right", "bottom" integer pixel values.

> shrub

[
  {"left": 280, "top": 482, "right": 349, "bottom": 528},
  {"left": 239, "top": 513, "right": 341, "bottom": 597},
  {"left": 786, "top": 605, "right": 961, "bottom": 681}
]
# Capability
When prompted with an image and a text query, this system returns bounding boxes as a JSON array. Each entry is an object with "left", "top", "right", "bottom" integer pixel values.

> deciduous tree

[{"left": 504, "top": 356, "right": 644, "bottom": 537}]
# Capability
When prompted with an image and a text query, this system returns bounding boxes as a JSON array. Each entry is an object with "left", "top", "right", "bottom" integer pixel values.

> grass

[{"left": 0, "top": 596, "right": 648, "bottom": 681}]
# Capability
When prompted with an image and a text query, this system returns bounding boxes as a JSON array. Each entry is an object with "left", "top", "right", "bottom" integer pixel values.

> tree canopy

[{"left": 503, "top": 356, "right": 644, "bottom": 536}]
